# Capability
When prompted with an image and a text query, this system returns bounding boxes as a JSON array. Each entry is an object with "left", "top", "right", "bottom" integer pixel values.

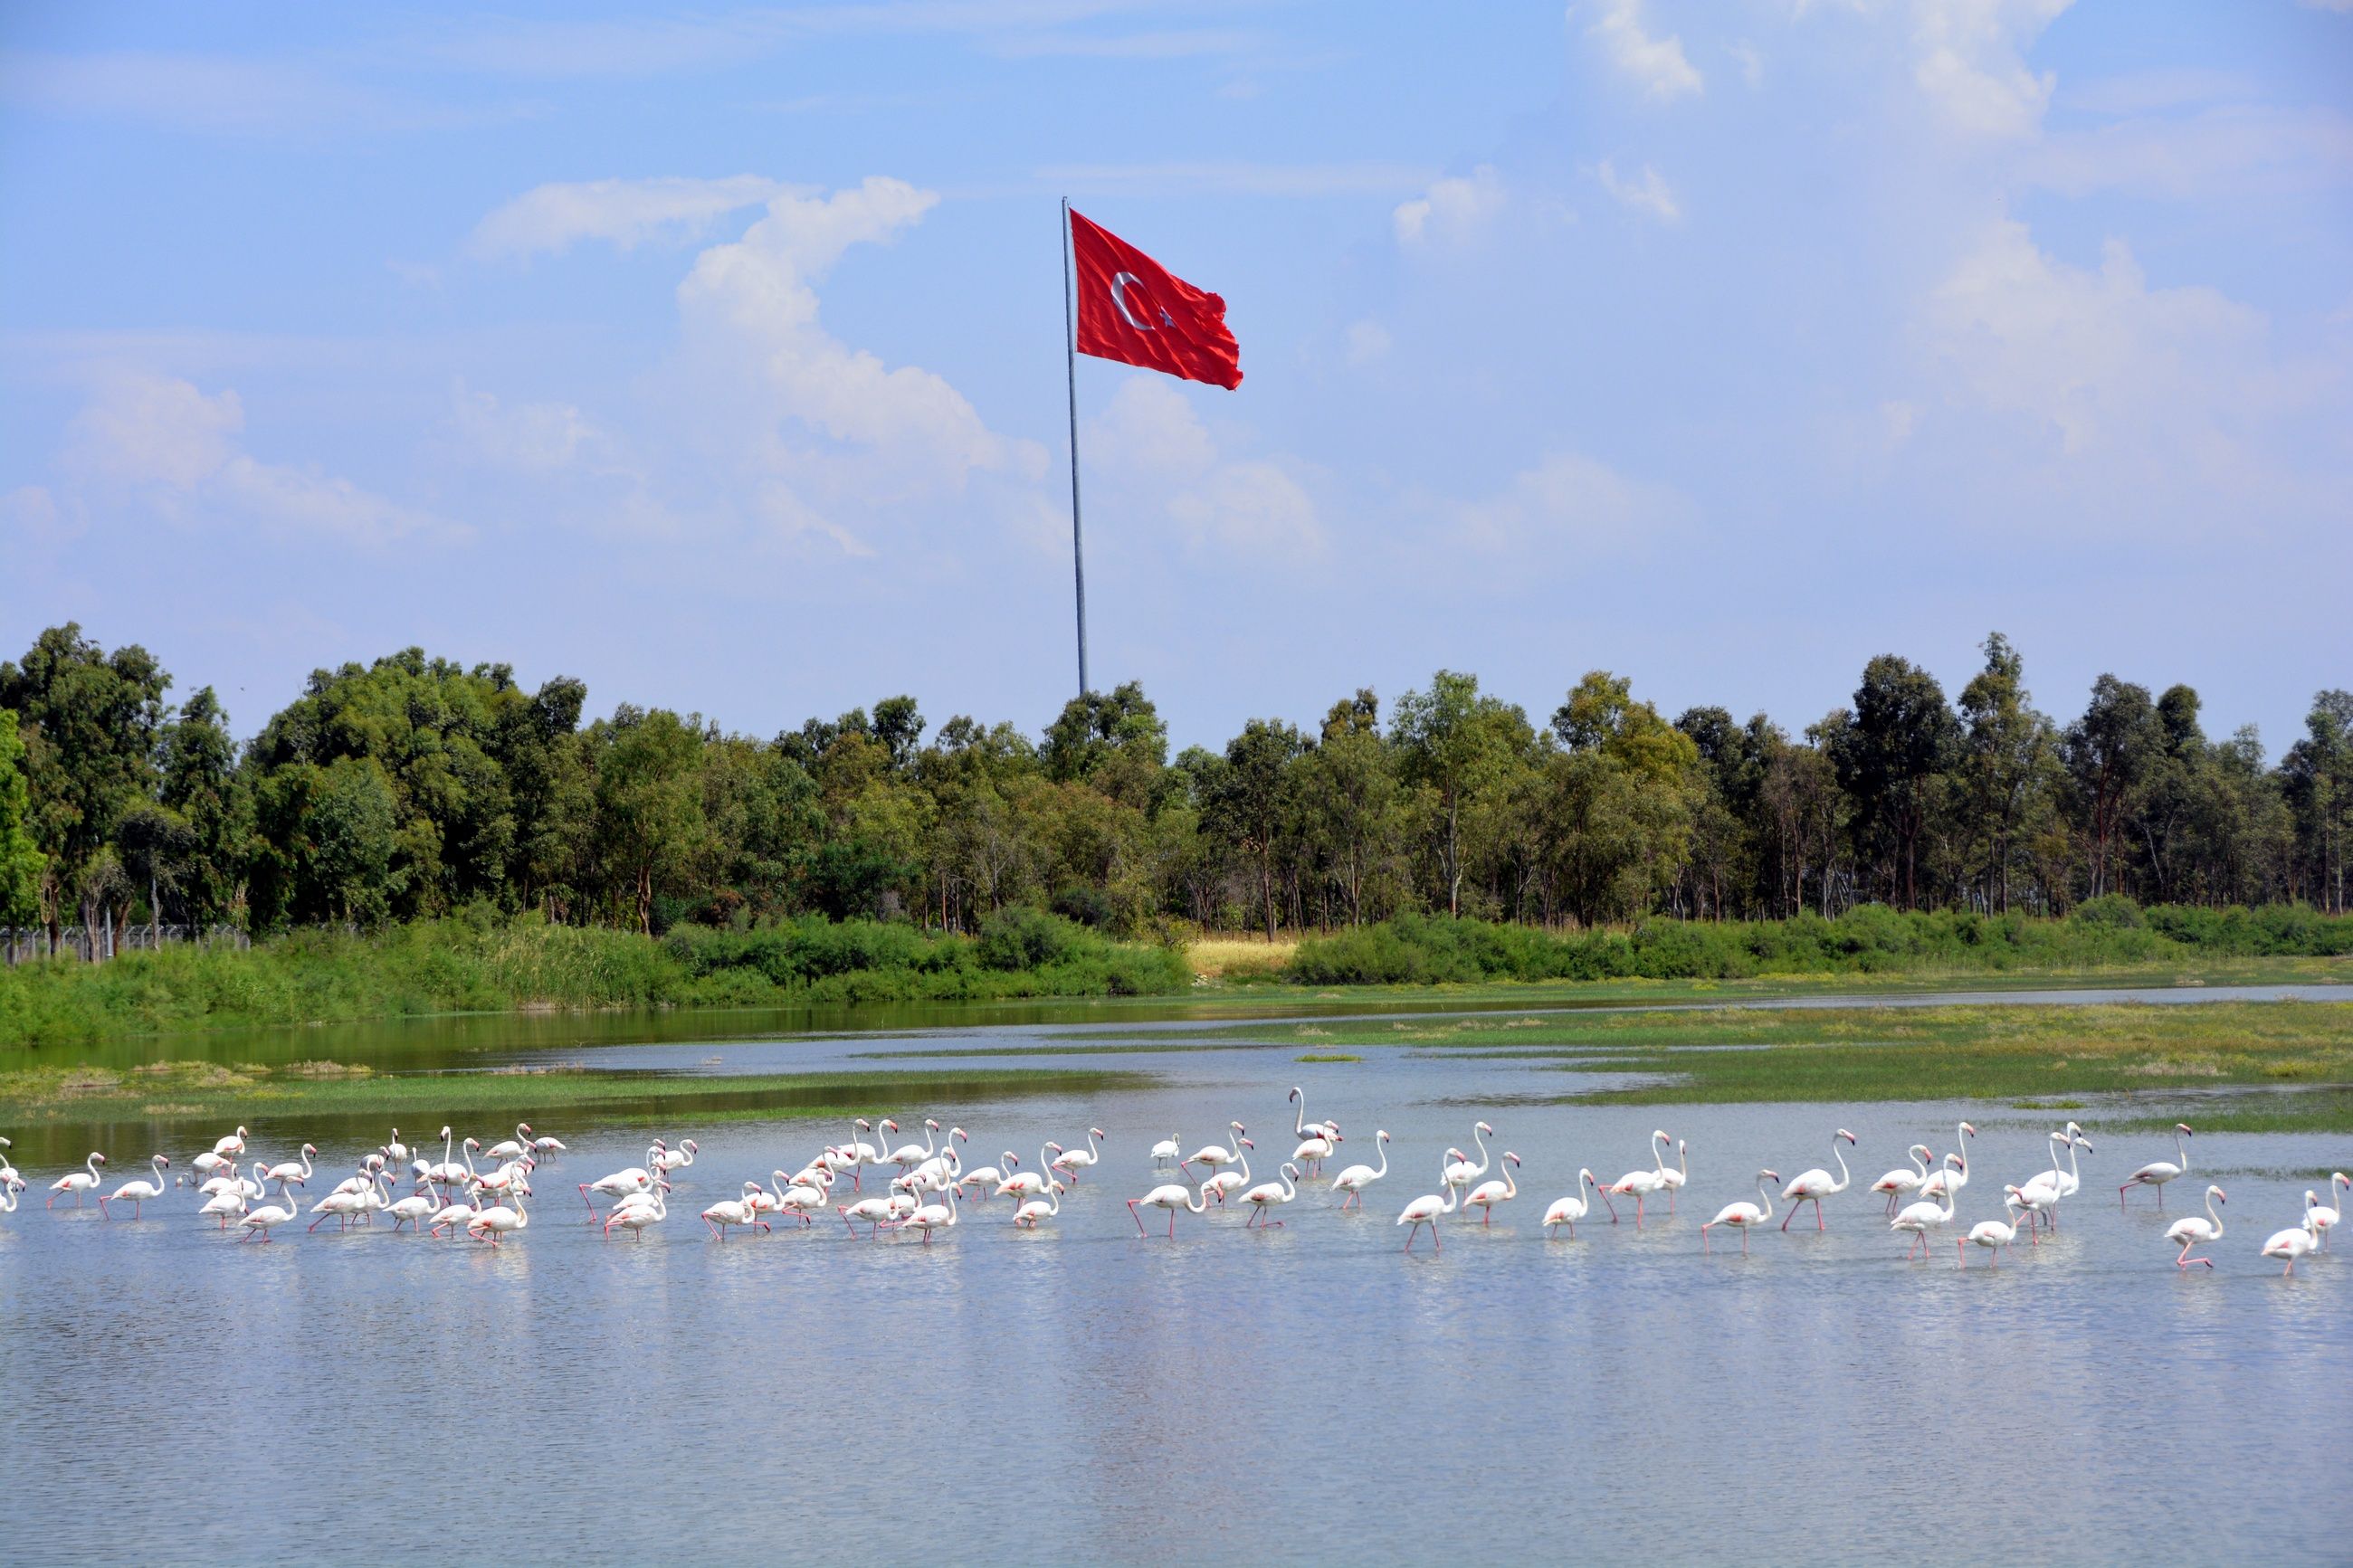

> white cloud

[
  {"left": 452, "top": 385, "right": 604, "bottom": 471},
  {"left": 675, "top": 177, "right": 1021, "bottom": 485},
  {"left": 471, "top": 176, "right": 793, "bottom": 261},
  {"left": 1445, "top": 451, "right": 1690, "bottom": 558},
  {"left": 1585, "top": 0, "right": 1703, "bottom": 101},
  {"left": 1393, "top": 166, "right": 1506, "bottom": 247},
  {"left": 1343, "top": 320, "right": 1393, "bottom": 366},
  {"left": 1088, "top": 377, "right": 1323, "bottom": 561},
  {"left": 1911, "top": 0, "right": 2072, "bottom": 142},
  {"left": 1917, "top": 219, "right": 2349, "bottom": 534},
  {"left": 62, "top": 372, "right": 449, "bottom": 543},
  {"left": 1596, "top": 159, "right": 1682, "bottom": 223},
  {"left": 2026, "top": 105, "right": 2353, "bottom": 199}
]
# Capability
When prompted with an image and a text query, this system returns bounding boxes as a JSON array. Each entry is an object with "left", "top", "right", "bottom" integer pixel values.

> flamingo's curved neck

[
  {"left": 1371, "top": 1139, "right": 1388, "bottom": 1181},
  {"left": 1827, "top": 1139, "right": 1850, "bottom": 1194},
  {"left": 1756, "top": 1174, "right": 1775, "bottom": 1221},
  {"left": 2176, "top": 1130, "right": 2190, "bottom": 1176}
]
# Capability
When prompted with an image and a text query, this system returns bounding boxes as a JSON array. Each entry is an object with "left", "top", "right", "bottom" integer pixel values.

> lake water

[{"left": 2, "top": 993, "right": 2348, "bottom": 1564}]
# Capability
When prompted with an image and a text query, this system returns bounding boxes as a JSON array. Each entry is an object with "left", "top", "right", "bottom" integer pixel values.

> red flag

[{"left": 1070, "top": 208, "right": 1242, "bottom": 390}]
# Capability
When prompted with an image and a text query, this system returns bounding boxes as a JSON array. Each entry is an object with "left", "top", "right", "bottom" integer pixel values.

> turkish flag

[{"left": 1070, "top": 209, "right": 1243, "bottom": 390}]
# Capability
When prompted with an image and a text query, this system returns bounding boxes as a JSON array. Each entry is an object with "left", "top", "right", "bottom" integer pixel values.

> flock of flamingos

[{"left": 3, "top": 1088, "right": 2342, "bottom": 1274}]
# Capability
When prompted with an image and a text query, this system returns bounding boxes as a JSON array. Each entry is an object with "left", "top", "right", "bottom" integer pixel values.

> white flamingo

[
  {"left": 2052, "top": 1122, "right": 2091, "bottom": 1201},
  {"left": 1240, "top": 1163, "right": 1301, "bottom": 1228},
  {"left": 1463, "top": 1152, "right": 1520, "bottom": 1226},
  {"left": 995, "top": 1145, "right": 1058, "bottom": 1204},
  {"left": 1443, "top": 1122, "right": 1494, "bottom": 1199},
  {"left": 1869, "top": 1145, "right": 1932, "bottom": 1215},
  {"left": 882, "top": 1119, "right": 938, "bottom": 1172},
  {"left": 427, "top": 1192, "right": 481, "bottom": 1238},
  {"left": 237, "top": 1183, "right": 298, "bottom": 1243},
  {"left": 898, "top": 1185, "right": 959, "bottom": 1245},
  {"left": 1601, "top": 1132, "right": 1670, "bottom": 1227},
  {"left": 771, "top": 1171, "right": 832, "bottom": 1227},
  {"left": 1180, "top": 1123, "right": 1247, "bottom": 1181},
  {"left": 604, "top": 1185, "right": 667, "bottom": 1240},
  {"left": 196, "top": 1185, "right": 247, "bottom": 1229},
  {"left": 1920, "top": 1122, "right": 1978, "bottom": 1200},
  {"left": 1959, "top": 1189, "right": 2027, "bottom": 1267},
  {"left": 1396, "top": 1172, "right": 1460, "bottom": 1253},
  {"left": 2306, "top": 1174, "right": 2346, "bottom": 1250},
  {"left": 1050, "top": 1128, "right": 1105, "bottom": 1185},
  {"left": 1289, "top": 1088, "right": 1338, "bottom": 1175},
  {"left": 212, "top": 1126, "right": 250, "bottom": 1157},
  {"left": 1544, "top": 1169, "right": 1608, "bottom": 1237},
  {"left": 261, "top": 1145, "right": 317, "bottom": 1187},
  {"left": 1202, "top": 1140, "right": 1254, "bottom": 1205},
  {"left": 2162, "top": 1184, "right": 2226, "bottom": 1269},
  {"left": 48, "top": 1152, "right": 107, "bottom": 1208},
  {"left": 483, "top": 1123, "right": 534, "bottom": 1163},
  {"left": 2262, "top": 1217, "right": 2319, "bottom": 1276},
  {"left": 468, "top": 1186, "right": 531, "bottom": 1247},
  {"left": 701, "top": 1184, "right": 767, "bottom": 1241},
  {"left": 580, "top": 1147, "right": 664, "bottom": 1217},
  {"left": 1129, "top": 1180, "right": 1210, "bottom": 1238},
  {"left": 1012, "top": 1175, "right": 1062, "bottom": 1231},
  {"left": 839, "top": 1191, "right": 898, "bottom": 1238},
  {"left": 1658, "top": 1138, "right": 1689, "bottom": 1212},
  {"left": 957, "top": 1152, "right": 1017, "bottom": 1202},
  {"left": 1329, "top": 1130, "right": 1390, "bottom": 1210},
  {"left": 1892, "top": 1156, "right": 1961, "bottom": 1259},
  {"left": 99, "top": 1154, "right": 170, "bottom": 1220},
  {"left": 1149, "top": 1132, "right": 1183, "bottom": 1171},
  {"left": 651, "top": 1138, "right": 699, "bottom": 1177},
  {"left": 387, "top": 1184, "right": 438, "bottom": 1232},
  {"left": 530, "top": 1130, "right": 567, "bottom": 1162},
  {"left": 1701, "top": 1169, "right": 1780, "bottom": 1256},
  {"left": 2120, "top": 1123, "right": 2192, "bottom": 1209},
  {"left": 1779, "top": 1129, "right": 1856, "bottom": 1231}
]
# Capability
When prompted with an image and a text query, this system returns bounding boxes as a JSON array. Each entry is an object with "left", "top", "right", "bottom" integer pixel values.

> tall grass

[
  {"left": 0, "top": 908, "right": 1190, "bottom": 1050},
  {"left": 1286, "top": 901, "right": 2353, "bottom": 986}
]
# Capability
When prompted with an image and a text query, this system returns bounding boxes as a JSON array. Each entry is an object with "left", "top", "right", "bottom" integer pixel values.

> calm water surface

[{"left": 3, "top": 1004, "right": 2348, "bottom": 1564}]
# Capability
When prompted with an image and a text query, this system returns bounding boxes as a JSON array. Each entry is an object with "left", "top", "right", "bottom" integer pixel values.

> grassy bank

[
  {"left": 1283, "top": 902, "right": 2353, "bottom": 985},
  {"left": 1256, "top": 1000, "right": 2353, "bottom": 1133},
  {"left": 0, "top": 909, "right": 1190, "bottom": 1050},
  {"left": 0, "top": 1057, "right": 1143, "bottom": 1136}
]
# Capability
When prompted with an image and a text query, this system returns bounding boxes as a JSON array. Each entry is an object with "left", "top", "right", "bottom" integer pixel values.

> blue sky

[{"left": 4, "top": 1, "right": 2348, "bottom": 753}]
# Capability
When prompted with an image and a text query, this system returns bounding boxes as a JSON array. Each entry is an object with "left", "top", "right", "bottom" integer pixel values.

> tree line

[{"left": 1, "top": 623, "right": 2346, "bottom": 956}]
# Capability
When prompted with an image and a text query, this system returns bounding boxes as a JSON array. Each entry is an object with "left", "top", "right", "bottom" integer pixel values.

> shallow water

[{"left": 2, "top": 1017, "right": 2348, "bottom": 1564}]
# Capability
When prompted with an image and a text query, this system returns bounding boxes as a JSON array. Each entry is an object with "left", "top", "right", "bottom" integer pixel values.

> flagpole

[{"left": 1062, "top": 196, "right": 1089, "bottom": 700}]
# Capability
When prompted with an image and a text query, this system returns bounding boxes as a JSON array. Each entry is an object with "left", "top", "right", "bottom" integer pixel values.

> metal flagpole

[{"left": 1062, "top": 196, "right": 1089, "bottom": 699}]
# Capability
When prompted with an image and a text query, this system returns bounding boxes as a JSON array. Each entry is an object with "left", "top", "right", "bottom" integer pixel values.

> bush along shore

[
  {"left": 0, "top": 907, "right": 1191, "bottom": 1050},
  {"left": 4, "top": 896, "right": 2349, "bottom": 1050}
]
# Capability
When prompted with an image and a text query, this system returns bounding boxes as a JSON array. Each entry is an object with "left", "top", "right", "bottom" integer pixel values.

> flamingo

[
  {"left": 261, "top": 1145, "right": 317, "bottom": 1187},
  {"left": 882, "top": 1120, "right": 938, "bottom": 1172},
  {"left": 1050, "top": 1128, "right": 1105, "bottom": 1185},
  {"left": 899, "top": 1186, "right": 959, "bottom": 1245},
  {"left": 197, "top": 1185, "right": 247, "bottom": 1230},
  {"left": 1329, "top": 1130, "right": 1390, "bottom": 1210},
  {"left": 468, "top": 1186, "right": 531, "bottom": 1247},
  {"left": 1443, "top": 1122, "right": 1494, "bottom": 1199},
  {"left": 387, "top": 1184, "right": 438, "bottom": 1232},
  {"left": 1920, "top": 1122, "right": 1977, "bottom": 1200},
  {"left": 384, "top": 1129, "right": 408, "bottom": 1167},
  {"left": 701, "top": 1184, "right": 767, "bottom": 1241},
  {"left": 1464, "top": 1152, "right": 1521, "bottom": 1226},
  {"left": 957, "top": 1153, "right": 1017, "bottom": 1202},
  {"left": 1601, "top": 1132, "right": 1670, "bottom": 1227},
  {"left": 1150, "top": 1132, "right": 1183, "bottom": 1171},
  {"left": 47, "top": 1152, "right": 107, "bottom": 1208},
  {"left": 1544, "top": 1170, "right": 1608, "bottom": 1237},
  {"left": 2052, "top": 1122, "right": 2091, "bottom": 1201},
  {"left": 530, "top": 1130, "right": 567, "bottom": 1162},
  {"left": 604, "top": 1185, "right": 667, "bottom": 1240},
  {"left": 188, "top": 1148, "right": 234, "bottom": 1184},
  {"left": 427, "top": 1192, "right": 481, "bottom": 1238},
  {"left": 1012, "top": 1174, "right": 1062, "bottom": 1231},
  {"left": 1, "top": 1137, "right": 22, "bottom": 1186},
  {"left": 1701, "top": 1170, "right": 1780, "bottom": 1256},
  {"left": 99, "top": 1155, "right": 170, "bottom": 1220},
  {"left": 580, "top": 1147, "right": 664, "bottom": 1217},
  {"left": 1780, "top": 1129, "right": 1857, "bottom": 1231},
  {"left": 2306, "top": 1174, "right": 2346, "bottom": 1250},
  {"left": 1658, "top": 1138, "right": 1689, "bottom": 1212},
  {"left": 1202, "top": 1140, "right": 1255, "bottom": 1205},
  {"left": 995, "top": 1145, "right": 1059, "bottom": 1204},
  {"left": 237, "top": 1183, "right": 298, "bottom": 1243},
  {"left": 1240, "top": 1163, "right": 1301, "bottom": 1228},
  {"left": 1892, "top": 1156, "right": 1961, "bottom": 1259},
  {"left": 212, "top": 1126, "right": 249, "bottom": 1157},
  {"left": 2014, "top": 1133, "right": 2072, "bottom": 1233},
  {"left": 839, "top": 1191, "right": 897, "bottom": 1238},
  {"left": 2162, "top": 1184, "right": 2226, "bottom": 1269},
  {"left": 2262, "top": 1217, "right": 2320, "bottom": 1276},
  {"left": 308, "top": 1184, "right": 368, "bottom": 1232},
  {"left": 651, "top": 1138, "right": 699, "bottom": 1177},
  {"left": 1959, "top": 1189, "right": 2027, "bottom": 1267},
  {"left": 424, "top": 1127, "right": 468, "bottom": 1186},
  {"left": 0, "top": 1174, "right": 20, "bottom": 1215},
  {"left": 1870, "top": 1145, "right": 1932, "bottom": 1215},
  {"left": 1289, "top": 1088, "right": 1339, "bottom": 1175},
  {"left": 770, "top": 1172, "right": 832, "bottom": 1227},
  {"left": 483, "top": 1123, "right": 534, "bottom": 1163},
  {"left": 1129, "top": 1181, "right": 1211, "bottom": 1238},
  {"left": 1180, "top": 1123, "right": 1246, "bottom": 1181},
  {"left": 840, "top": 1119, "right": 886, "bottom": 1190},
  {"left": 1396, "top": 1174, "right": 1460, "bottom": 1253},
  {"left": 2120, "top": 1124, "right": 2193, "bottom": 1208}
]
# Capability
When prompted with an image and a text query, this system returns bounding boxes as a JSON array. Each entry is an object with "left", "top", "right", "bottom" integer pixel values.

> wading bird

[
  {"left": 1329, "top": 1130, "right": 1390, "bottom": 1209},
  {"left": 2261, "top": 1215, "right": 2318, "bottom": 1276},
  {"left": 1241, "top": 1163, "right": 1300, "bottom": 1228},
  {"left": 1701, "top": 1170, "right": 1780, "bottom": 1256},
  {"left": 1464, "top": 1152, "right": 1520, "bottom": 1226},
  {"left": 1959, "top": 1189, "right": 2027, "bottom": 1267},
  {"left": 47, "top": 1152, "right": 107, "bottom": 1209},
  {"left": 1129, "top": 1180, "right": 1211, "bottom": 1239},
  {"left": 1892, "top": 1156, "right": 1962, "bottom": 1259},
  {"left": 1544, "top": 1170, "right": 1608, "bottom": 1238},
  {"left": 1779, "top": 1129, "right": 1856, "bottom": 1231},
  {"left": 1870, "top": 1145, "right": 1932, "bottom": 1215},
  {"left": 99, "top": 1155, "right": 170, "bottom": 1220},
  {"left": 2162, "top": 1185, "right": 2226, "bottom": 1269},
  {"left": 2121, "top": 1124, "right": 2193, "bottom": 1209},
  {"left": 1396, "top": 1170, "right": 1460, "bottom": 1254}
]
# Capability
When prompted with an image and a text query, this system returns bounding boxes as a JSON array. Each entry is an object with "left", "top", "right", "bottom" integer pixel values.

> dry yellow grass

[{"left": 1187, "top": 935, "right": 1299, "bottom": 980}]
